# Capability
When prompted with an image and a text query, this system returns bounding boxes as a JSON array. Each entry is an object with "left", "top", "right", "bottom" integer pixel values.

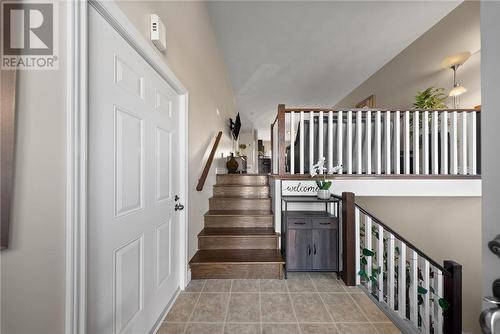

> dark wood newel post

[
  {"left": 277, "top": 104, "right": 286, "bottom": 176},
  {"left": 270, "top": 123, "right": 274, "bottom": 174},
  {"left": 341, "top": 192, "right": 356, "bottom": 286},
  {"left": 443, "top": 260, "right": 462, "bottom": 334}
]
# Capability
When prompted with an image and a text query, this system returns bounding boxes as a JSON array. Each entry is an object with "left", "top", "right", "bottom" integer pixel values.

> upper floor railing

[{"left": 271, "top": 104, "right": 481, "bottom": 177}]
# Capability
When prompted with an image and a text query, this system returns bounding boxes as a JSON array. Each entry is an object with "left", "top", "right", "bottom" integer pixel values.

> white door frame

[{"left": 66, "top": 1, "right": 189, "bottom": 333}]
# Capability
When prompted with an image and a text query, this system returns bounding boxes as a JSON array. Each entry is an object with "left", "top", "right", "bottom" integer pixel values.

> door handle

[
  {"left": 175, "top": 203, "right": 184, "bottom": 211},
  {"left": 314, "top": 244, "right": 317, "bottom": 255},
  {"left": 489, "top": 234, "right": 500, "bottom": 258},
  {"left": 307, "top": 244, "right": 311, "bottom": 255}
]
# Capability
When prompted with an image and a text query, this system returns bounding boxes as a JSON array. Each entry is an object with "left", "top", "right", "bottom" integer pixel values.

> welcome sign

[{"left": 282, "top": 180, "right": 319, "bottom": 196}]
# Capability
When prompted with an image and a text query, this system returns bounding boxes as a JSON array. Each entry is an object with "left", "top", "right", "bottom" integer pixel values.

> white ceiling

[{"left": 206, "top": 1, "right": 461, "bottom": 133}]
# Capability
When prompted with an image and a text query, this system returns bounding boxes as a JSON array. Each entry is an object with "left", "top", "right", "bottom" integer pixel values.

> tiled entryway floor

[{"left": 158, "top": 273, "right": 401, "bottom": 334}]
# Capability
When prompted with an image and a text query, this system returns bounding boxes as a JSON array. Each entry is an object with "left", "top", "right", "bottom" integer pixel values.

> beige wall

[
  {"left": 1, "top": 2, "right": 67, "bottom": 333},
  {"left": 115, "top": 1, "right": 237, "bottom": 260},
  {"left": 336, "top": 1, "right": 480, "bottom": 109},
  {"left": 357, "top": 196, "right": 481, "bottom": 333}
]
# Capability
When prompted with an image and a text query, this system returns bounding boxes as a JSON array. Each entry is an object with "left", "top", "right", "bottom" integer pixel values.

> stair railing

[
  {"left": 340, "top": 192, "right": 462, "bottom": 334},
  {"left": 271, "top": 104, "right": 481, "bottom": 177},
  {"left": 196, "top": 131, "right": 223, "bottom": 191}
]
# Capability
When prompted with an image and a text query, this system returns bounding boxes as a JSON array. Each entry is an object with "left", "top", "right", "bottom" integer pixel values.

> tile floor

[{"left": 158, "top": 272, "right": 401, "bottom": 334}]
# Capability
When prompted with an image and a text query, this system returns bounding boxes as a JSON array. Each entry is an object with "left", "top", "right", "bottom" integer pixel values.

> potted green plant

[
  {"left": 310, "top": 158, "right": 342, "bottom": 199},
  {"left": 413, "top": 87, "right": 447, "bottom": 109},
  {"left": 411, "top": 87, "right": 448, "bottom": 148}
]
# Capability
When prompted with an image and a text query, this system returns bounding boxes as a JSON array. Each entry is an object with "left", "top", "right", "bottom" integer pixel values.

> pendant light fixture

[{"left": 442, "top": 52, "right": 471, "bottom": 108}]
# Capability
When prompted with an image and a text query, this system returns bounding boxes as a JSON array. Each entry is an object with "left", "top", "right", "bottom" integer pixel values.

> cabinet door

[
  {"left": 312, "top": 228, "right": 338, "bottom": 270},
  {"left": 287, "top": 229, "right": 312, "bottom": 271}
]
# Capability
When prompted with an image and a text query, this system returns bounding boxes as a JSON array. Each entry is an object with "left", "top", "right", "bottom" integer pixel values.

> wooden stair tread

[
  {"left": 198, "top": 228, "right": 278, "bottom": 237},
  {"left": 210, "top": 197, "right": 271, "bottom": 200},
  {"left": 216, "top": 174, "right": 269, "bottom": 186},
  {"left": 216, "top": 173, "right": 270, "bottom": 176},
  {"left": 213, "top": 184, "right": 269, "bottom": 187},
  {"left": 205, "top": 210, "right": 273, "bottom": 217},
  {"left": 189, "top": 249, "right": 284, "bottom": 264}
]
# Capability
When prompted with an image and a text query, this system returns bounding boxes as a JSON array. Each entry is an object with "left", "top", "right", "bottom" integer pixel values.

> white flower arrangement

[{"left": 310, "top": 157, "right": 342, "bottom": 191}]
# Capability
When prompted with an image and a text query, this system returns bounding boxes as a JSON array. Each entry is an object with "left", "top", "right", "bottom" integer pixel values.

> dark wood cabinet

[
  {"left": 283, "top": 211, "right": 339, "bottom": 273},
  {"left": 312, "top": 228, "right": 338, "bottom": 270},
  {"left": 287, "top": 229, "right": 312, "bottom": 270}
]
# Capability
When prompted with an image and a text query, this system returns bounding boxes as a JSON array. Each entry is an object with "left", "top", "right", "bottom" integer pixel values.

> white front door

[{"left": 88, "top": 6, "right": 182, "bottom": 333}]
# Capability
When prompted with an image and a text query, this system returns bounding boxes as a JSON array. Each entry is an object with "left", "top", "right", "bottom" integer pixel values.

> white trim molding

[
  {"left": 66, "top": 1, "right": 88, "bottom": 333},
  {"left": 66, "top": 1, "right": 190, "bottom": 333}
]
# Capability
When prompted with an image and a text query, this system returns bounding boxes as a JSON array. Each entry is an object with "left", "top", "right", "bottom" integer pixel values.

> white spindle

[
  {"left": 422, "top": 260, "right": 431, "bottom": 334},
  {"left": 461, "top": 111, "right": 468, "bottom": 175},
  {"left": 318, "top": 111, "right": 324, "bottom": 173},
  {"left": 441, "top": 111, "right": 448, "bottom": 175},
  {"left": 394, "top": 111, "right": 400, "bottom": 174},
  {"left": 290, "top": 112, "right": 295, "bottom": 174},
  {"left": 347, "top": 111, "right": 353, "bottom": 174},
  {"left": 365, "top": 216, "right": 372, "bottom": 291},
  {"left": 328, "top": 111, "right": 333, "bottom": 173},
  {"left": 435, "top": 270, "right": 444, "bottom": 334},
  {"left": 357, "top": 111, "right": 363, "bottom": 174},
  {"left": 451, "top": 111, "right": 458, "bottom": 174},
  {"left": 423, "top": 111, "right": 429, "bottom": 174},
  {"left": 470, "top": 112, "right": 477, "bottom": 175},
  {"left": 413, "top": 111, "right": 420, "bottom": 174},
  {"left": 398, "top": 242, "right": 407, "bottom": 319},
  {"left": 429, "top": 268, "right": 435, "bottom": 334},
  {"left": 404, "top": 111, "right": 410, "bottom": 174},
  {"left": 432, "top": 111, "right": 439, "bottom": 174},
  {"left": 376, "top": 111, "right": 382, "bottom": 174},
  {"left": 337, "top": 111, "right": 343, "bottom": 174},
  {"left": 385, "top": 111, "right": 391, "bottom": 174},
  {"left": 377, "top": 224, "right": 384, "bottom": 301},
  {"left": 409, "top": 250, "right": 418, "bottom": 326},
  {"left": 467, "top": 111, "right": 477, "bottom": 175},
  {"left": 388, "top": 234, "right": 396, "bottom": 310},
  {"left": 355, "top": 208, "right": 361, "bottom": 285},
  {"left": 309, "top": 111, "right": 314, "bottom": 171},
  {"left": 366, "top": 110, "right": 372, "bottom": 174},
  {"left": 299, "top": 111, "right": 304, "bottom": 174}
]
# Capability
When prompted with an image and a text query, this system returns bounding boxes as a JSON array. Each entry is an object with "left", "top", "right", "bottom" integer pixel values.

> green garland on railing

[{"left": 358, "top": 246, "right": 449, "bottom": 312}]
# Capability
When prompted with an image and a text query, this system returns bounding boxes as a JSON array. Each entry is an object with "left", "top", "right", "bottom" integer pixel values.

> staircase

[{"left": 189, "top": 174, "right": 284, "bottom": 279}]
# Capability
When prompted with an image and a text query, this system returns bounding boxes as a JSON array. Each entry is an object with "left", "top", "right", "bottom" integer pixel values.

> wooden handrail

[
  {"left": 196, "top": 131, "right": 223, "bottom": 191},
  {"left": 355, "top": 202, "right": 449, "bottom": 274}
]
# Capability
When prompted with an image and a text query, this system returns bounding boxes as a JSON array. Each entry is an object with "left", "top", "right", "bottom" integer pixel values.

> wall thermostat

[{"left": 150, "top": 14, "right": 166, "bottom": 52}]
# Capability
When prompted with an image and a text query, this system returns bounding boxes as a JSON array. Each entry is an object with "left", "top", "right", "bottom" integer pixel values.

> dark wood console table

[{"left": 281, "top": 196, "right": 340, "bottom": 278}]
